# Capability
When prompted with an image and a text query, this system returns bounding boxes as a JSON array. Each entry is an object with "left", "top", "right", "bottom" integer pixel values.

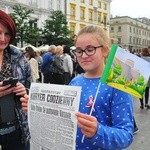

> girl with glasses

[{"left": 70, "top": 25, "right": 134, "bottom": 150}]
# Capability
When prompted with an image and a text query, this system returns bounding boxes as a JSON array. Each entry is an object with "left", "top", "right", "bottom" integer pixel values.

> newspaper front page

[{"left": 28, "top": 83, "right": 81, "bottom": 150}]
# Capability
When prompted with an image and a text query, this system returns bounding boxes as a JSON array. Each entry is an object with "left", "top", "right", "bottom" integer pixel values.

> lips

[
  {"left": 0, "top": 42, "right": 5, "bottom": 44},
  {"left": 81, "top": 60, "right": 91, "bottom": 64}
]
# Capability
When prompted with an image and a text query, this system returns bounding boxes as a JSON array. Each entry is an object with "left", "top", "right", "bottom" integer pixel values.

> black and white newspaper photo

[{"left": 28, "top": 83, "right": 81, "bottom": 150}]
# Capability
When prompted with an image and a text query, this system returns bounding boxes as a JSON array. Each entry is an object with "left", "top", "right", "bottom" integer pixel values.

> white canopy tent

[
  {"left": 20, "top": 44, "right": 39, "bottom": 52},
  {"left": 37, "top": 45, "right": 49, "bottom": 52}
]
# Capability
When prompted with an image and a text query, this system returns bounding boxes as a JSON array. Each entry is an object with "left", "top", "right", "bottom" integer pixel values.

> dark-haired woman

[
  {"left": 25, "top": 46, "right": 39, "bottom": 82},
  {"left": 0, "top": 9, "right": 31, "bottom": 149}
]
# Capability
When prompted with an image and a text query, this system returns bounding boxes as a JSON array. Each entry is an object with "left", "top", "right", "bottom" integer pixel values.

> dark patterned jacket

[{"left": 9, "top": 45, "right": 32, "bottom": 144}]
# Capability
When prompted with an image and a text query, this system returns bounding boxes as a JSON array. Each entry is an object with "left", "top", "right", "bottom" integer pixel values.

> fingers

[
  {"left": 76, "top": 112, "right": 97, "bottom": 127},
  {"left": 22, "top": 102, "right": 28, "bottom": 112},
  {"left": 76, "top": 112, "right": 98, "bottom": 138},
  {"left": 20, "top": 94, "right": 29, "bottom": 112},
  {"left": 13, "top": 83, "right": 27, "bottom": 96},
  {"left": 20, "top": 94, "right": 29, "bottom": 103}
]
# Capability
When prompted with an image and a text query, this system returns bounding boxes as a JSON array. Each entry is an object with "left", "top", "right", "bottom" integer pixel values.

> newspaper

[{"left": 28, "top": 83, "right": 81, "bottom": 150}]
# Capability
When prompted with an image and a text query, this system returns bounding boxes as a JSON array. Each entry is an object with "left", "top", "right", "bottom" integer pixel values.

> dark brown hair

[{"left": 25, "top": 46, "right": 36, "bottom": 59}]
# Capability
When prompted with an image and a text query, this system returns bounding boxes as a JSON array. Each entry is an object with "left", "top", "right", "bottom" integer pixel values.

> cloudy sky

[{"left": 110, "top": 0, "right": 150, "bottom": 18}]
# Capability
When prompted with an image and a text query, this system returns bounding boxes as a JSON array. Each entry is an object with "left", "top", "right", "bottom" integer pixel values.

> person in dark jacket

[{"left": 0, "top": 9, "right": 31, "bottom": 150}]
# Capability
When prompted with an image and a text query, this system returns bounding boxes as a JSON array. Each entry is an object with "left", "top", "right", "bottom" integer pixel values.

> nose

[
  {"left": 0, "top": 33, "right": 5, "bottom": 41},
  {"left": 81, "top": 51, "right": 89, "bottom": 58}
]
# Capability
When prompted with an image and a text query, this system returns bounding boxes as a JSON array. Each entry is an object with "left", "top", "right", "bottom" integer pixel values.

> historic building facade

[
  {"left": 110, "top": 16, "right": 150, "bottom": 52},
  {"left": 0, "top": 0, "right": 111, "bottom": 36}
]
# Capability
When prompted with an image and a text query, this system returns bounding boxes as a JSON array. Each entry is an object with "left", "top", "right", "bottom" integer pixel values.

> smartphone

[{"left": 2, "top": 77, "right": 18, "bottom": 87}]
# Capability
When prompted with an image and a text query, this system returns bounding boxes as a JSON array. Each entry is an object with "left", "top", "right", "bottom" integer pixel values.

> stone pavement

[{"left": 127, "top": 97, "right": 150, "bottom": 150}]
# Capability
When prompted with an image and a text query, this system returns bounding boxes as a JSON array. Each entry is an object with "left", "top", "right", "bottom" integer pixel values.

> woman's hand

[
  {"left": 0, "top": 81, "right": 15, "bottom": 97},
  {"left": 76, "top": 112, "right": 98, "bottom": 139},
  {"left": 13, "top": 82, "right": 27, "bottom": 96},
  {"left": 20, "top": 94, "right": 29, "bottom": 112}
]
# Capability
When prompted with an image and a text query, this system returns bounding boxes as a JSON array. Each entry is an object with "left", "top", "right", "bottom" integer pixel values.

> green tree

[
  {"left": 42, "top": 10, "right": 73, "bottom": 46},
  {"left": 10, "top": 5, "right": 42, "bottom": 47}
]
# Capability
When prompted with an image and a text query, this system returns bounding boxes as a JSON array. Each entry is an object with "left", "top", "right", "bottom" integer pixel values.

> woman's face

[
  {"left": 75, "top": 33, "right": 108, "bottom": 74},
  {"left": 0, "top": 23, "right": 11, "bottom": 51}
]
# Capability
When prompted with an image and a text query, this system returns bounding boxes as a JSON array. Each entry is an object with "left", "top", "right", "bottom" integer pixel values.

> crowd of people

[
  {"left": 22, "top": 43, "right": 85, "bottom": 86},
  {"left": 0, "top": 9, "right": 150, "bottom": 150}
]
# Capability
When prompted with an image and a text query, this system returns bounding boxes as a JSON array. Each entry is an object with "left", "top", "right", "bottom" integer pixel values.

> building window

[
  {"left": 136, "top": 29, "right": 138, "bottom": 34},
  {"left": 129, "top": 36, "right": 132, "bottom": 43},
  {"left": 70, "top": 23, "right": 76, "bottom": 34},
  {"left": 133, "top": 28, "right": 135, "bottom": 33},
  {"left": 70, "top": 4, "right": 76, "bottom": 18},
  {"left": 80, "top": 24, "right": 86, "bottom": 30},
  {"left": 139, "top": 30, "right": 141, "bottom": 35},
  {"left": 80, "top": 7, "right": 85, "bottom": 20},
  {"left": 29, "top": 0, "right": 37, "bottom": 6},
  {"left": 89, "top": 9, "right": 93, "bottom": 22},
  {"left": 104, "top": 3, "right": 107, "bottom": 10},
  {"left": 118, "top": 38, "right": 121, "bottom": 44},
  {"left": 48, "top": 0, "right": 53, "bottom": 9},
  {"left": 80, "top": 0, "right": 85, "bottom": 3},
  {"left": 98, "top": 12, "right": 101, "bottom": 23},
  {"left": 111, "top": 27, "right": 114, "bottom": 32},
  {"left": 93, "top": 7, "right": 97, "bottom": 21},
  {"left": 136, "top": 38, "right": 138, "bottom": 44},
  {"left": 29, "top": 18, "right": 37, "bottom": 28},
  {"left": 89, "top": 0, "right": 93, "bottom": 5},
  {"left": 139, "top": 38, "right": 141, "bottom": 45},
  {"left": 130, "top": 27, "right": 132, "bottom": 33},
  {"left": 133, "top": 37, "right": 135, "bottom": 44},
  {"left": 57, "top": 0, "right": 61, "bottom": 10},
  {"left": 98, "top": 1, "right": 101, "bottom": 8},
  {"left": 118, "top": 26, "right": 121, "bottom": 32},
  {"left": 103, "top": 15, "right": 107, "bottom": 26}
]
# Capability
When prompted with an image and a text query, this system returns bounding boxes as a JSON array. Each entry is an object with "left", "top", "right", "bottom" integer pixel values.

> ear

[{"left": 102, "top": 45, "right": 109, "bottom": 58}]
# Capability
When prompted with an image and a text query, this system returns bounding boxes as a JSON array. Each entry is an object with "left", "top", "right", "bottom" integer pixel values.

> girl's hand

[
  {"left": 20, "top": 94, "right": 29, "bottom": 112},
  {"left": 76, "top": 112, "right": 98, "bottom": 138}
]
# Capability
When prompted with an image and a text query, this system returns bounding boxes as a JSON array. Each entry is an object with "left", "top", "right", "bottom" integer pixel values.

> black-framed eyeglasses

[{"left": 72, "top": 45, "right": 103, "bottom": 57}]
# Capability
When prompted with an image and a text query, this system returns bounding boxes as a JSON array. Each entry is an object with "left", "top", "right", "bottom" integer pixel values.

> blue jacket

[
  {"left": 41, "top": 52, "right": 54, "bottom": 74},
  {"left": 70, "top": 75, "right": 134, "bottom": 150}
]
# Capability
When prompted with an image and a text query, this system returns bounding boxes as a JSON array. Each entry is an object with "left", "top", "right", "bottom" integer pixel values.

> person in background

[
  {"left": 0, "top": 9, "right": 31, "bottom": 150},
  {"left": 25, "top": 46, "right": 39, "bottom": 82},
  {"left": 41, "top": 45, "right": 56, "bottom": 83},
  {"left": 49, "top": 45, "right": 65, "bottom": 84},
  {"left": 70, "top": 25, "right": 134, "bottom": 149},
  {"left": 139, "top": 48, "right": 150, "bottom": 109},
  {"left": 36, "top": 51, "right": 43, "bottom": 82},
  {"left": 61, "top": 45, "right": 73, "bottom": 84}
]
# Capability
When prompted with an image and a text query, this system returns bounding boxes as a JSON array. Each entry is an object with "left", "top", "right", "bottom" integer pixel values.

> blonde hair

[
  {"left": 56, "top": 45, "right": 63, "bottom": 55},
  {"left": 75, "top": 25, "right": 110, "bottom": 48}
]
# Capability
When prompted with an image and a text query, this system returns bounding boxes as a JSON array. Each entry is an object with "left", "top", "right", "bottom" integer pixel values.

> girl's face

[
  {"left": 0, "top": 23, "right": 11, "bottom": 51},
  {"left": 75, "top": 33, "right": 108, "bottom": 76}
]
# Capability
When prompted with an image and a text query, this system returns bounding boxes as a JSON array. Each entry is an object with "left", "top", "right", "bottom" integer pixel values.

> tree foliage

[
  {"left": 42, "top": 10, "right": 73, "bottom": 46},
  {"left": 10, "top": 5, "right": 42, "bottom": 47}
]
